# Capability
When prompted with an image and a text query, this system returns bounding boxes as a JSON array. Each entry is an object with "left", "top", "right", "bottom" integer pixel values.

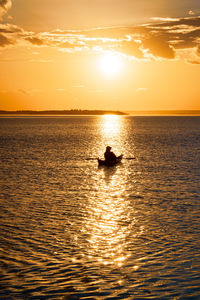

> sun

[{"left": 99, "top": 52, "right": 122, "bottom": 77}]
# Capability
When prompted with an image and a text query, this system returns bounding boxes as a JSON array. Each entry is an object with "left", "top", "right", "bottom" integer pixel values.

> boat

[{"left": 98, "top": 155, "right": 123, "bottom": 166}]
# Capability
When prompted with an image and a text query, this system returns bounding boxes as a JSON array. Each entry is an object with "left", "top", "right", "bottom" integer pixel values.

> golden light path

[
  {"left": 85, "top": 192, "right": 132, "bottom": 267},
  {"left": 102, "top": 114, "right": 122, "bottom": 137},
  {"left": 86, "top": 115, "right": 128, "bottom": 266},
  {"left": 71, "top": 115, "right": 143, "bottom": 270}
]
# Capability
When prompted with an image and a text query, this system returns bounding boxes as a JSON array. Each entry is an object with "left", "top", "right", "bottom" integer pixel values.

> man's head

[{"left": 106, "top": 146, "right": 111, "bottom": 151}]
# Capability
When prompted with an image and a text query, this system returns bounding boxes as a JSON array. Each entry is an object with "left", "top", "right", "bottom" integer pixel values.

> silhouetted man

[{"left": 104, "top": 146, "right": 117, "bottom": 163}]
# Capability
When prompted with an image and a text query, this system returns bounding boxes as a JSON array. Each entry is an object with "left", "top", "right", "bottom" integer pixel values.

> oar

[
  {"left": 85, "top": 158, "right": 98, "bottom": 160},
  {"left": 86, "top": 157, "right": 136, "bottom": 160}
]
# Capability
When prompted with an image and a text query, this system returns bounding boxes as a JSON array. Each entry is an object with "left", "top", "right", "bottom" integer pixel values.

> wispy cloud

[
  {"left": 56, "top": 88, "right": 65, "bottom": 92},
  {"left": 0, "top": 23, "right": 23, "bottom": 47},
  {"left": 188, "top": 10, "right": 195, "bottom": 16},
  {"left": 0, "top": 0, "right": 12, "bottom": 19},
  {"left": 187, "top": 60, "right": 200, "bottom": 64},
  {"left": 18, "top": 89, "right": 29, "bottom": 95},
  {"left": 0, "top": 32, "right": 12, "bottom": 46},
  {"left": 197, "top": 45, "right": 200, "bottom": 56},
  {"left": 18, "top": 88, "right": 41, "bottom": 96},
  {"left": 151, "top": 17, "right": 180, "bottom": 22},
  {"left": 136, "top": 88, "right": 147, "bottom": 92},
  {"left": 25, "top": 36, "right": 44, "bottom": 46},
  {"left": 143, "top": 36, "right": 175, "bottom": 59},
  {"left": 29, "top": 59, "right": 54, "bottom": 63},
  {"left": 115, "top": 39, "right": 144, "bottom": 58},
  {"left": 72, "top": 85, "right": 85, "bottom": 88},
  {"left": 0, "top": 23, "right": 22, "bottom": 33}
]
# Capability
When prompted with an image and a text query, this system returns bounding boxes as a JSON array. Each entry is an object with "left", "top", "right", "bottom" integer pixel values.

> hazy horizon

[{"left": 1, "top": 109, "right": 200, "bottom": 115}]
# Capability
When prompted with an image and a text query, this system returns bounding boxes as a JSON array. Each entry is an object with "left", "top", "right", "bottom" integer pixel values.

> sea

[{"left": 0, "top": 116, "right": 200, "bottom": 299}]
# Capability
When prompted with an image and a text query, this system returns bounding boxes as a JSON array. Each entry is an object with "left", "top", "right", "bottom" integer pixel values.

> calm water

[{"left": 0, "top": 116, "right": 200, "bottom": 299}]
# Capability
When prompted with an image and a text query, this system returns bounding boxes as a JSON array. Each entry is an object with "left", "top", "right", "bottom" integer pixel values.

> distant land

[
  {"left": 0, "top": 110, "right": 200, "bottom": 116},
  {"left": 0, "top": 110, "right": 127, "bottom": 115}
]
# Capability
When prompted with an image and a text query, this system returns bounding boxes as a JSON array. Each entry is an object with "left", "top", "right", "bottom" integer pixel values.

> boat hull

[{"left": 98, "top": 155, "right": 123, "bottom": 166}]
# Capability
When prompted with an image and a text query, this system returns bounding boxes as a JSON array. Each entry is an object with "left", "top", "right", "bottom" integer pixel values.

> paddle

[
  {"left": 85, "top": 158, "right": 97, "bottom": 160},
  {"left": 86, "top": 157, "right": 135, "bottom": 160}
]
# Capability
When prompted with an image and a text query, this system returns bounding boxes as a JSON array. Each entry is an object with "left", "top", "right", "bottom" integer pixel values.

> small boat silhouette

[{"left": 98, "top": 155, "right": 123, "bottom": 166}]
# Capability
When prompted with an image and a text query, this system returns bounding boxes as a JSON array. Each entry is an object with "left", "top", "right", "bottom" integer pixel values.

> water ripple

[{"left": 0, "top": 116, "right": 200, "bottom": 298}]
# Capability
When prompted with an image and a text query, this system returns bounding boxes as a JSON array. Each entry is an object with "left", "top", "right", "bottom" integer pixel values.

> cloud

[
  {"left": 197, "top": 46, "right": 200, "bottom": 56},
  {"left": 0, "top": 24, "right": 24, "bottom": 47},
  {"left": 188, "top": 10, "right": 195, "bottom": 16},
  {"left": 56, "top": 88, "right": 65, "bottom": 92},
  {"left": 29, "top": 59, "right": 53, "bottom": 63},
  {"left": 136, "top": 88, "right": 147, "bottom": 92},
  {"left": 115, "top": 39, "right": 144, "bottom": 58},
  {"left": 173, "top": 39, "right": 197, "bottom": 50},
  {"left": 52, "top": 27, "right": 132, "bottom": 39},
  {"left": 18, "top": 88, "right": 42, "bottom": 96},
  {"left": 30, "top": 89, "right": 41, "bottom": 93},
  {"left": 149, "top": 16, "right": 200, "bottom": 28},
  {"left": 0, "top": 15, "right": 200, "bottom": 63},
  {"left": 0, "top": 0, "right": 12, "bottom": 19},
  {"left": 145, "top": 17, "right": 200, "bottom": 52},
  {"left": 48, "top": 16, "right": 199, "bottom": 60},
  {"left": 0, "top": 32, "right": 13, "bottom": 46},
  {"left": 151, "top": 17, "right": 180, "bottom": 22},
  {"left": 187, "top": 60, "right": 200, "bottom": 64},
  {"left": 18, "top": 89, "right": 29, "bottom": 95},
  {"left": 72, "top": 85, "right": 85, "bottom": 88},
  {"left": 143, "top": 35, "right": 175, "bottom": 59},
  {"left": 0, "top": 24, "right": 22, "bottom": 33},
  {"left": 25, "top": 36, "right": 44, "bottom": 46},
  {"left": 58, "top": 40, "right": 78, "bottom": 48}
]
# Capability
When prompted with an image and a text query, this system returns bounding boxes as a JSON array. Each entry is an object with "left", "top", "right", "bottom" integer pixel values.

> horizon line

[{"left": 0, "top": 109, "right": 200, "bottom": 116}]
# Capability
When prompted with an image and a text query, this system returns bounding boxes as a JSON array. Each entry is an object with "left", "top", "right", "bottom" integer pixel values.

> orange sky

[{"left": 0, "top": 0, "right": 200, "bottom": 111}]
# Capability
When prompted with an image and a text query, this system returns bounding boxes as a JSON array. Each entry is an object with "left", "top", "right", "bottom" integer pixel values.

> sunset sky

[{"left": 0, "top": 0, "right": 200, "bottom": 111}]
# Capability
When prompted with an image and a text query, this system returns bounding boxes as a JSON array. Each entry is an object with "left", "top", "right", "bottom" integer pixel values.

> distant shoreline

[
  {"left": 0, "top": 110, "right": 127, "bottom": 116},
  {"left": 0, "top": 110, "right": 200, "bottom": 116}
]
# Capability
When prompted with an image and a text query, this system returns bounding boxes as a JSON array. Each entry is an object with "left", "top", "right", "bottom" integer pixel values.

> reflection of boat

[{"left": 98, "top": 155, "right": 123, "bottom": 166}]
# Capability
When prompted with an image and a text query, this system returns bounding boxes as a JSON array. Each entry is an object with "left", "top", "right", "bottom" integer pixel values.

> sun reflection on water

[
  {"left": 101, "top": 114, "right": 122, "bottom": 137},
  {"left": 84, "top": 193, "right": 132, "bottom": 267},
  {"left": 75, "top": 164, "right": 137, "bottom": 268},
  {"left": 70, "top": 115, "right": 142, "bottom": 269},
  {"left": 96, "top": 114, "right": 125, "bottom": 157}
]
